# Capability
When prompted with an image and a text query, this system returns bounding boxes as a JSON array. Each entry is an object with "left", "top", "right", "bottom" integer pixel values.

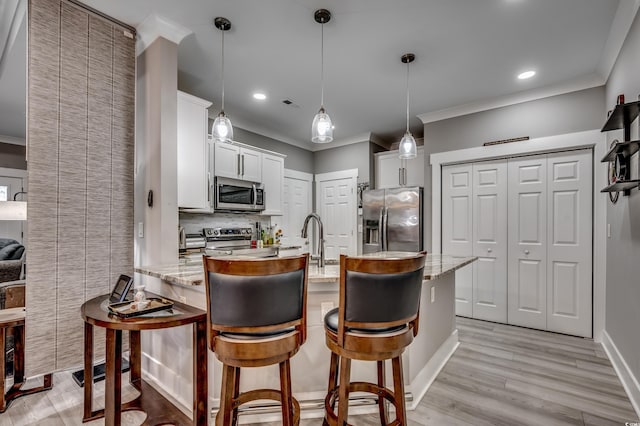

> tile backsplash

[{"left": 179, "top": 212, "right": 267, "bottom": 235}]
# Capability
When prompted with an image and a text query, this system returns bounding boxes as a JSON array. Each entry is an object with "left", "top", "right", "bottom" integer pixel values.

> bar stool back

[
  {"left": 204, "top": 254, "right": 308, "bottom": 426},
  {"left": 323, "top": 252, "right": 426, "bottom": 426}
]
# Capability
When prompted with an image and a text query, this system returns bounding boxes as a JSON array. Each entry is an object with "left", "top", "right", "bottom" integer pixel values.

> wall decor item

[
  {"left": 600, "top": 96, "right": 640, "bottom": 200},
  {"left": 27, "top": 0, "right": 135, "bottom": 376},
  {"left": 606, "top": 140, "right": 621, "bottom": 204},
  {"left": 483, "top": 136, "right": 530, "bottom": 146}
]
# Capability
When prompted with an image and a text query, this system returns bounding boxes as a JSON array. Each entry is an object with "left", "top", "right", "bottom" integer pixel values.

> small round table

[{"left": 81, "top": 294, "right": 207, "bottom": 425}]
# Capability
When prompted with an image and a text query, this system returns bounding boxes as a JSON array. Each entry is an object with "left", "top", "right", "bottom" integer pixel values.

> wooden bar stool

[
  {"left": 204, "top": 254, "right": 309, "bottom": 426},
  {"left": 323, "top": 252, "right": 426, "bottom": 426}
]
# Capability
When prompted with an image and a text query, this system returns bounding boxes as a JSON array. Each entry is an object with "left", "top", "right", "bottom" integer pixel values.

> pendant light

[
  {"left": 398, "top": 53, "right": 417, "bottom": 159},
  {"left": 212, "top": 17, "right": 233, "bottom": 143},
  {"left": 311, "top": 9, "right": 333, "bottom": 143}
]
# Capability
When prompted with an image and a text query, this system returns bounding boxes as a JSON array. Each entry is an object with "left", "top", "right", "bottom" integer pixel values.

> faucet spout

[{"left": 301, "top": 213, "right": 325, "bottom": 268}]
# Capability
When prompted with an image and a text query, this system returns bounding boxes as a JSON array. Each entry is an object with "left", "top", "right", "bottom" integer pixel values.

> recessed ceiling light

[
  {"left": 517, "top": 70, "right": 536, "bottom": 80},
  {"left": 253, "top": 92, "right": 267, "bottom": 100}
]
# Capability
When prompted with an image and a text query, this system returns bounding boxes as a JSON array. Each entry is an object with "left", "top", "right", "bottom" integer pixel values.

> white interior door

[
  {"left": 282, "top": 169, "right": 313, "bottom": 248},
  {"left": 315, "top": 170, "right": 358, "bottom": 260},
  {"left": 546, "top": 150, "right": 592, "bottom": 337},
  {"left": 508, "top": 155, "right": 548, "bottom": 330},
  {"left": 0, "top": 176, "right": 25, "bottom": 244},
  {"left": 441, "top": 164, "right": 473, "bottom": 317},
  {"left": 472, "top": 160, "right": 507, "bottom": 322}
]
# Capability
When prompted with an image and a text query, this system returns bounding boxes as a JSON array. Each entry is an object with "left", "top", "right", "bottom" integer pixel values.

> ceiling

[{"left": 0, "top": 0, "right": 628, "bottom": 149}]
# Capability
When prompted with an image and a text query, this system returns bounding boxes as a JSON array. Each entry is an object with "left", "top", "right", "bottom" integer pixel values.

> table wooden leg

[
  {"left": 13, "top": 325, "right": 24, "bottom": 383},
  {"left": 128, "top": 330, "right": 141, "bottom": 389},
  {"left": 83, "top": 322, "right": 93, "bottom": 421},
  {"left": 105, "top": 328, "right": 122, "bottom": 426},
  {"left": 0, "top": 326, "right": 6, "bottom": 413},
  {"left": 193, "top": 320, "right": 208, "bottom": 426}
]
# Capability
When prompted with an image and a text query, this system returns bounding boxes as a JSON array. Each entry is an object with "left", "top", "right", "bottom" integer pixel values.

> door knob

[
  {"left": 524, "top": 250, "right": 530, "bottom": 255},
  {"left": 487, "top": 248, "right": 492, "bottom": 253}
]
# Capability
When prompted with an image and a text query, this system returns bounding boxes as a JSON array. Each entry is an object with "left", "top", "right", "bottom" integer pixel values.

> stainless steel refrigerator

[{"left": 362, "top": 187, "right": 423, "bottom": 253}]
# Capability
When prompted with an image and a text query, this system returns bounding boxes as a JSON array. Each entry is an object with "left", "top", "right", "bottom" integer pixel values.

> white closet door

[
  {"left": 546, "top": 150, "right": 592, "bottom": 337},
  {"left": 472, "top": 160, "right": 507, "bottom": 322},
  {"left": 442, "top": 164, "right": 473, "bottom": 317},
  {"left": 508, "top": 155, "right": 548, "bottom": 330}
]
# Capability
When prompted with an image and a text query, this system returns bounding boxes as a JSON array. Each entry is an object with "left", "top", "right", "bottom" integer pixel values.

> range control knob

[{"left": 213, "top": 229, "right": 220, "bottom": 236}]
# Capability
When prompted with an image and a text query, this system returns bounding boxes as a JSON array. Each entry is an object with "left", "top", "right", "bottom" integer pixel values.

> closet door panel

[
  {"left": 472, "top": 160, "right": 507, "bottom": 322},
  {"left": 546, "top": 150, "right": 592, "bottom": 337},
  {"left": 442, "top": 164, "right": 473, "bottom": 317},
  {"left": 508, "top": 155, "right": 547, "bottom": 330}
]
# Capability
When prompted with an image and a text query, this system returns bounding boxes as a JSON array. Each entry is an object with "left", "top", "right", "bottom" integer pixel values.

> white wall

[{"left": 603, "top": 5, "right": 640, "bottom": 413}]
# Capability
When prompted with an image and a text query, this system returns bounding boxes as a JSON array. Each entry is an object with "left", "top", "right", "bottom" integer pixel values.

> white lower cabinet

[{"left": 442, "top": 149, "right": 593, "bottom": 337}]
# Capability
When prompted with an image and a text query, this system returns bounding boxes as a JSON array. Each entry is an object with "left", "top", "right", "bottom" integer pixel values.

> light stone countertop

[{"left": 135, "top": 253, "right": 476, "bottom": 287}]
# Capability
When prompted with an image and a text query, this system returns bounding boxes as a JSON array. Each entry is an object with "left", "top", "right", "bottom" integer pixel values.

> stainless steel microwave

[{"left": 215, "top": 177, "right": 265, "bottom": 212}]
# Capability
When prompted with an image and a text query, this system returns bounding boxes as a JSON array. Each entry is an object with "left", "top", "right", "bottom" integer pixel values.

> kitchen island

[{"left": 135, "top": 253, "right": 475, "bottom": 422}]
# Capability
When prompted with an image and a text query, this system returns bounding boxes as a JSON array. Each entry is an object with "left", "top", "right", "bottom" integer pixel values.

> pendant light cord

[
  {"left": 406, "top": 60, "right": 410, "bottom": 132},
  {"left": 221, "top": 29, "right": 225, "bottom": 113},
  {"left": 320, "top": 22, "right": 325, "bottom": 109}
]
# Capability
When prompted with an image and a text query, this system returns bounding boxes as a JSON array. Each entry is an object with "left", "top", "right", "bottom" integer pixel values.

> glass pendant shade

[
  {"left": 212, "top": 112, "right": 233, "bottom": 143},
  {"left": 398, "top": 131, "right": 417, "bottom": 159},
  {"left": 311, "top": 107, "right": 333, "bottom": 143}
]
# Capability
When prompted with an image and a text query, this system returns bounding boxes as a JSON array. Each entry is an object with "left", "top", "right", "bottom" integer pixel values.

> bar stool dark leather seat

[
  {"left": 323, "top": 252, "right": 426, "bottom": 426},
  {"left": 204, "top": 254, "right": 309, "bottom": 426}
]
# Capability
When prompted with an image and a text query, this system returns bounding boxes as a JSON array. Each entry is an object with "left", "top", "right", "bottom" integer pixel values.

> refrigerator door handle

[
  {"left": 382, "top": 206, "right": 388, "bottom": 251},
  {"left": 378, "top": 207, "right": 385, "bottom": 251}
]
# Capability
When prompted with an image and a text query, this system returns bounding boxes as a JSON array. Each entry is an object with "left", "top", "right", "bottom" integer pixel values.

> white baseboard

[
  {"left": 407, "top": 329, "right": 460, "bottom": 410},
  {"left": 601, "top": 330, "right": 640, "bottom": 418}
]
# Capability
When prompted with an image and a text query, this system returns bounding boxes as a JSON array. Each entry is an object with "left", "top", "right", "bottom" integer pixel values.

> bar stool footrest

[
  {"left": 323, "top": 382, "right": 399, "bottom": 426},
  {"left": 217, "top": 388, "right": 301, "bottom": 426}
]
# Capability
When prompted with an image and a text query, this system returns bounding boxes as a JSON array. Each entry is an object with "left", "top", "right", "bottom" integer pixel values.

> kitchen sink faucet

[{"left": 301, "top": 213, "right": 325, "bottom": 268}]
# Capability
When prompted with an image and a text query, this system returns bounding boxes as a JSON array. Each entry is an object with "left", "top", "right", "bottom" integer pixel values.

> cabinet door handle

[
  {"left": 399, "top": 168, "right": 402, "bottom": 186},
  {"left": 207, "top": 172, "right": 211, "bottom": 202},
  {"left": 237, "top": 154, "right": 241, "bottom": 176},
  {"left": 242, "top": 155, "right": 245, "bottom": 176},
  {"left": 403, "top": 168, "right": 407, "bottom": 185},
  {"left": 524, "top": 250, "right": 530, "bottom": 255},
  {"left": 487, "top": 248, "right": 492, "bottom": 253}
]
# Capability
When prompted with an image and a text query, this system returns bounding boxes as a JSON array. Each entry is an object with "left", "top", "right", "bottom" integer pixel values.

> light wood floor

[{"left": 2, "top": 318, "right": 638, "bottom": 425}]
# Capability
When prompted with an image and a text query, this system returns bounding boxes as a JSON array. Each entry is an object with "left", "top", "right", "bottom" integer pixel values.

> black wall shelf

[
  {"left": 602, "top": 102, "right": 640, "bottom": 132},
  {"left": 601, "top": 99, "right": 640, "bottom": 197},
  {"left": 601, "top": 139, "right": 640, "bottom": 162}
]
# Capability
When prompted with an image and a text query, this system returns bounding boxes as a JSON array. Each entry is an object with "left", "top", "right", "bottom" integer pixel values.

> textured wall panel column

[
  {"left": 26, "top": 0, "right": 60, "bottom": 376},
  {"left": 27, "top": 0, "right": 134, "bottom": 376},
  {"left": 56, "top": 1, "right": 88, "bottom": 370}
]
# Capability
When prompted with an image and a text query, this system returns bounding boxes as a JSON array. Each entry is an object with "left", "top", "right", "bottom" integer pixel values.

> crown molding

[
  {"left": 310, "top": 132, "right": 373, "bottom": 152},
  {"left": 597, "top": 0, "right": 640, "bottom": 80},
  {"left": 136, "top": 13, "right": 192, "bottom": 55},
  {"left": 418, "top": 73, "right": 604, "bottom": 124}
]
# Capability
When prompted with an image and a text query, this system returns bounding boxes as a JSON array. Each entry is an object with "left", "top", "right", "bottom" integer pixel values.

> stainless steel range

[{"left": 203, "top": 227, "right": 278, "bottom": 258}]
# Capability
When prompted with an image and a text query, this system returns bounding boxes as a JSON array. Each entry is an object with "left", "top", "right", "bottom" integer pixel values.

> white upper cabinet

[
  {"left": 214, "top": 142, "right": 262, "bottom": 182},
  {"left": 177, "top": 91, "right": 212, "bottom": 210},
  {"left": 375, "top": 147, "right": 424, "bottom": 188},
  {"left": 261, "top": 153, "right": 285, "bottom": 216}
]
